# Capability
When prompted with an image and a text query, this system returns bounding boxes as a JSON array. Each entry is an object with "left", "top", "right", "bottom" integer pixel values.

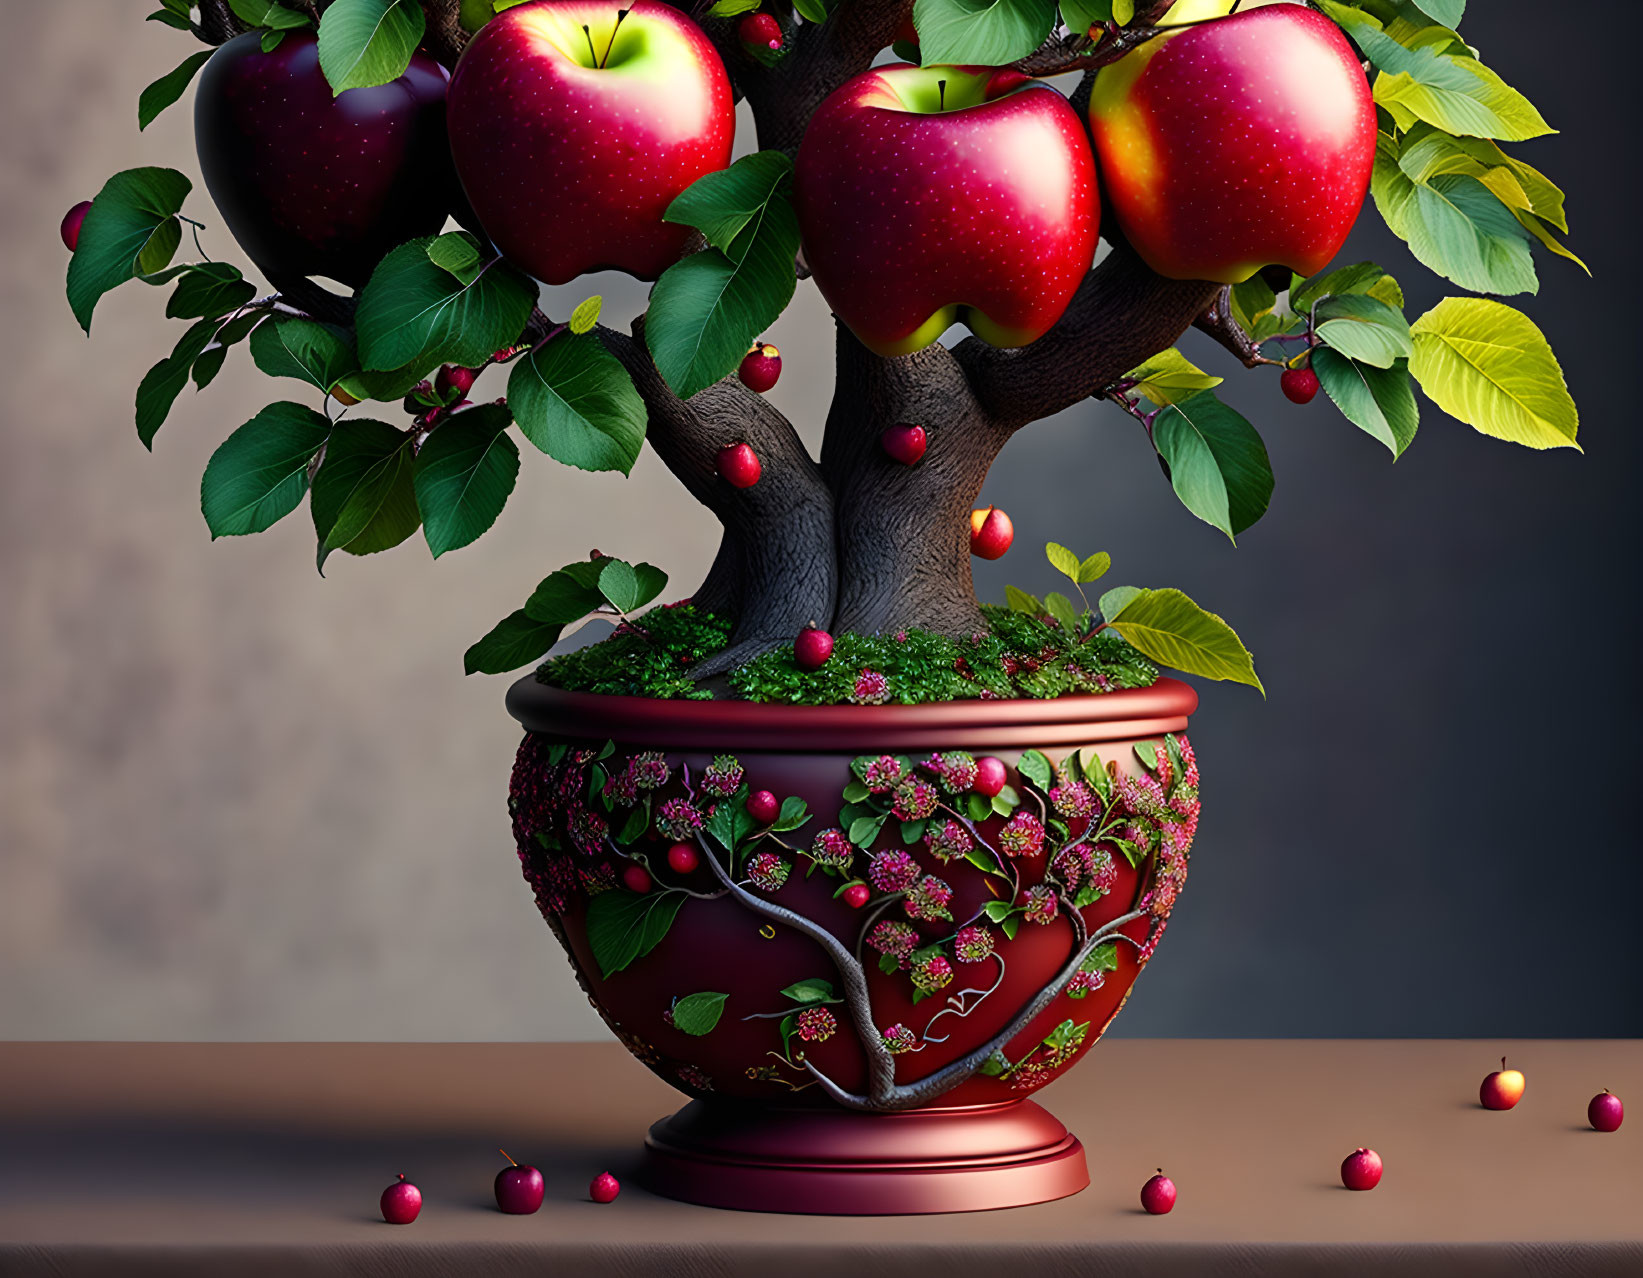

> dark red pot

[{"left": 506, "top": 679, "right": 1201, "bottom": 1214}]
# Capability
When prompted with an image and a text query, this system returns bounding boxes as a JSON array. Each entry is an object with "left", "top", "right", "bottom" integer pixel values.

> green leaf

[
  {"left": 135, "top": 317, "right": 219, "bottom": 448},
  {"left": 1104, "top": 587, "right": 1262, "bottom": 693},
  {"left": 1313, "top": 294, "right": 1413, "bottom": 370},
  {"left": 1127, "top": 348, "right": 1224, "bottom": 407},
  {"left": 781, "top": 978, "right": 839, "bottom": 1004},
  {"left": 773, "top": 796, "right": 810, "bottom": 833},
  {"left": 464, "top": 610, "right": 563, "bottom": 675},
  {"left": 426, "top": 231, "right": 482, "bottom": 281},
  {"left": 334, "top": 359, "right": 440, "bottom": 405},
  {"left": 200, "top": 401, "right": 331, "bottom": 538},
  {"left": 848, "top": 813, "right": 885, "bottom": 848},
  {"left": 1017, "top": 749, "right": 1052, "bottom": 791},
  {"left": 671, "top": 991, "right": 728, "bottom": 1036},
  {"left": 250, "top": 316, "right": 359, "bottom": 393},
  {"left": 1005, "top": 585, "right": 1043, "bottom": 615},
  {"left": 459, "top": 0, "right": 495, "bottom": 31},
  {"left": 1291, "top": 261, "right": 1400, "bottom": 315},
  {"left": 1133, "top": 739, "right": 1159, "bottom": 770},
  {"left": 570, "top": 295, "right": 603, "bottom": 335},
  {"left": 598, "top": 557, "right": 668, "bottom": 614},
  {"left": 709, "top": 0, "right": 763, "bottom": 13},
  {"left": 508, "top": 332, "right": 647, "bottom": 475},
  {"left": 66, "top": 167, "right": 191, "bottom": 332},
  {"left": 1098, "top": 584, "right": 1143, "bottom": 621},
  {"left": 1312, "top": 349, "right": 1420, "bottom": 458},
  {"left": 1045, "top": 542, "right": 1081, "bottom": 581},
  {"left": 649, "top": 153, "right": 800, "bottom": 399},
  {"left": 354, "top": 237, "right": 535, "bottom": 373},
  {"left": 149, "top": 8, "right": 194, "bottom": 30},
  {"left": 911, "top": 0, "right": 1057, "bottom": 66},
  {"left": 1152, "top": 392, "right": 1274, "bottom": 541},
  {"left": 316, "top": 0, "right": 425, "bottom": 93},
  {"left": 1043, "top": 591, "right": 1080, "bottom": 635},
  {"left": 1229, "top": 274, "right": 1277, "bottom": 334},
  {"left": 523, "top": 560, "right": 607, "bottom": 625},
  {"left": 310, "top": 418, "right": 419, "bottom": 566},
  {"left": 1411, "top": 0, "right": 1464, "bottom": 24},
  {"left": 413, "top": 404, "right": 520, "bottom": 556},
  {"left": 1408, "top": 297, "right": 1578, "bottom": 451},
  {"left": 1077, "top": 552, "right": 1111, "bottom": 584},
  {"left": 585, "top": 889, "right": 686, "bottom": 978},
  {"left": 707, "top": 796, "right": 759, "bottom": 854},
  {"left": 165, "top": 262, "right": 257, "bottom": 320},
  {"left": 138, "top": 50, "right": 212, "bottom": 131},
  {"left": 229, "top": 0, "right": 313, "bottom": 28},
  {"left": 1372, "top": 139, "right": 1537, "bottom": 298}
]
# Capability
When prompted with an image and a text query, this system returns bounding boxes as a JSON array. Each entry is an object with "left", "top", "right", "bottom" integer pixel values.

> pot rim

[{"left": 506, "top": 676, "right": 1199, "bottom": 752}]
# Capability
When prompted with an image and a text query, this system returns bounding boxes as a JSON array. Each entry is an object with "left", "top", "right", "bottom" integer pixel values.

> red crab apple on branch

[{"left": 63, "top": 0, "right": 1578, "bottom": 697}]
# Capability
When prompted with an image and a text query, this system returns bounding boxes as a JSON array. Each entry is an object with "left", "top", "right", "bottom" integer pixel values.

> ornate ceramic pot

[{"left": 506, "top": 678, "right": 1200, "bottom": 1214}]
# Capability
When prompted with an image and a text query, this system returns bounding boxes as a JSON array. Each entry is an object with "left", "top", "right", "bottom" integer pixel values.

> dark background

[{"left": 978, "top": 0, "right": 1642, "bottom": 1036}]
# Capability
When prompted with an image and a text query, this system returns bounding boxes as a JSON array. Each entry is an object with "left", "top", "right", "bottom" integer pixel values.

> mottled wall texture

[{"left": 3, "top": 2, "right": 1637, "bottom": 1040}]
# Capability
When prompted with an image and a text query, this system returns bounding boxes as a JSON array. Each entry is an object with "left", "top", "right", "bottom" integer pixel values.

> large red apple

[
  {"left": 794, "top": 64, "right": 1098, "bottom": 358},
  {"left": 194, "top": 32, "right": 457, "bottom": 290},
  {"left": 1087, "top": 0, "right": 1375, "bottom": 284},
  {"left": 447, "top": 0, "right": 735, "bottom": 285}
]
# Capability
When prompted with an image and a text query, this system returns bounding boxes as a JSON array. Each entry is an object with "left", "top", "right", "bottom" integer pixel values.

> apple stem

[
  {"left": 601, "top": 10, "right": 629, "bottom": 69},
  {"left": 500, "top": 1148, "right": 517, "bottom": 1166},
  {"left": 583, "top": 24, "right": 599, "bottom": 66},
  {"left": 1502, "top": 1056, "right": 1507, "bottom": 1070},
  {"left": 938, "top": 79, "right": 947, "bottom": 111}
]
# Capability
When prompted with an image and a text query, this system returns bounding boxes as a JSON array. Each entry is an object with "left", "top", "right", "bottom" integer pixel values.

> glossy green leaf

[
  {"left": 781, "top": 978, "right": 839, "bottom": 1004},
  {"left": 1127, "top": 347, "right": 1223, "bottom": 407},
  {"left": 310, "top": 418, "right": 419, "bottom": 567},
  {"left": 165, "top": 262, "right": 257, "bottom": 320},
  {"left": 1077, "top": 552, "right": 1111, "bottom": 583},
  {"left": 586, "top": 889, "right": 686, "bottom": 978},
  {"left": 66, "top": 167, "right": 191, "bottom": 332},
  {"left": 1312, "top": 349, "right": 1420, "bottom": 458},
  {"left": 426, "top": 231, "right": 481, "bottom": 281},
  {"left": 250, "top": 316, "right": 359, "bottom": 393},
  {"left": 1152, "top": 392, "right": 1274, "bottom": 541},
  {"left": 316, "top": 0, "right": 425, "bottom": 93},
  {"left": 1005, "top": 585, "right": 1043, "bottom": 615},
  {"left": 1313, "top": 294, "right": 1413, "bottom": 369},
  {"left": 464, "top": 609, "right": 564, "bottom": 676},
  {"left": 911, "top": 0, "right": 1056, "bottom": 66},
  {"left": 135, "top": 317, "right": 219, "bottom": 449},
  {"left": 200, "top": 401, "right": 331, "bottom": 538},
  {"left": 354, "top": 237, "right": 535, "bottom": 373},
  {"left": 508, "top": 331, "right": 647, "bottom": 474},
  {"left": 523, "top": 560, "right": 607, "bottom": 625},
  {"left": 1104, "top": 587, "right": 1264, "bottom": 693},
  {"left": 671, "top": 991, "right": 728, "bottom": 1036},
  {"left": 569, "top": 295, "right": 603, "bottom": 335},
  {"left": 413, "top": 404, "right": 521, "bottom": 557},
  {"left": 138, "top": 50, "right": 212, "bottom": 131}
]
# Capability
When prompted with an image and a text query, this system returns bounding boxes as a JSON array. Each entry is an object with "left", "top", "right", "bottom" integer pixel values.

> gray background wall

[{"left": 2, "top": 2, "right": 1636, "bottom": 1040}]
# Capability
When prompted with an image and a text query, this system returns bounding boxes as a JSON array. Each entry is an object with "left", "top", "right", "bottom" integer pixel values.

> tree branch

[
  {"left": 417, "top": 0, "right": 469, "bottom": 72},
  {"left": 1193, "top": 285, "right": 1285, "bottom": 369},
  {"left": 953, "top": 244, "right": 1223, "bottom": 431}
]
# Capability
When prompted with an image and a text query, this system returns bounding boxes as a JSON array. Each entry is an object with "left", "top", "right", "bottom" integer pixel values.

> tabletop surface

[{"left": 1, "top": 1039, "right": 1638, "bottom": 1276}]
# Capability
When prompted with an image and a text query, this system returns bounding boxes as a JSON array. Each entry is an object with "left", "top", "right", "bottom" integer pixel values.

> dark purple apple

[
  {"left": 494, "top": 1152, "right": 545, "bottom": 1214},
  {"left": 194, "top": 31, "right": 457, "bottom": 290}
]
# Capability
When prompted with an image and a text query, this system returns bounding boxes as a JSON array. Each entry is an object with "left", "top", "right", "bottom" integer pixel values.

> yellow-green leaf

[
  {"left": 1408, "top": 298, "right": 1578, "bottom": 451},
  {"left": 570, "top": 295, "right": 603, "bottom": 335},
  {"left": 1105, "top": 587, "right": 1263, "bottom": 694},
  {"left": 1127, "top": 348, "right": 1223, "bottom": 407}
]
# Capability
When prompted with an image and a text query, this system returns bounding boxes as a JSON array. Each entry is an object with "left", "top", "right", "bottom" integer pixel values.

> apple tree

[{"left": 68, "top": 0, "right": 1580, "bottom": 689}]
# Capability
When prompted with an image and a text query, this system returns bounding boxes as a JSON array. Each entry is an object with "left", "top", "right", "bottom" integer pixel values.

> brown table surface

[{"left": 0, "top": 1040, "right": 1638, "bottom": 1276}]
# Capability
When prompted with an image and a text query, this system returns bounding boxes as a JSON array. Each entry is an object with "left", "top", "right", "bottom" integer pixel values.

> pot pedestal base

[{"left": 640, "top": 1097, "right": 1088, "bottom": 1215}]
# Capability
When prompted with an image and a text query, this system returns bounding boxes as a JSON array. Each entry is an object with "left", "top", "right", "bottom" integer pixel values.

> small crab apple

[
  {"left": 716, "top": 442, "right": 762, "bottom": 489},
  {"left": 972, "top": 756, "right": 1008, "bottom": 798},
  {"left": 881, "top": 422, "right": 927, "bottom": 466},
  {"left": 380, "top": 1173, "right": 421, "bottom": 1223},
  {"left": 622, "top": 864, "right": 652, "bottom": 894},
  {"left": 1480, "top": 1057, "right": 1526, "bottom": 1110},
  {"left": 436, "top": 364, "right": 477, "bottom": 401},
  {"left": 494, "top": 1150, "right": 545, "bottom": 1215},
  {"left": 746, "top": 789, "right": 781, "bottom": 825},
  {"left": 738, "top": 341, "right": 782, "bottom": 392},
  {"left": 666, "top": 842, "right": 699, "bottom": 875},
  {"left": 1140, "top": 1169, "right": 1176, "bottom": 1214},
  {"left": 970, "top": 507, "right": 1014, "bottom": 560},
  {"left": 1588, "top": 1090, "right": 1624, "bottom": 1132},
  {"left": 60, "top": 200, "right": 91, "bottom": 252},
  {"left": 795, "top": 625, "right": 834, "bottom": 670},
  {"left": 842, "top": 883, "right": 870, "bottom": 909},
  {"left": 739, "top": 12, "right": 784, "bottom": 53},
  {"left": 1341, "top": 1147, "right": 1382, "bottom": 1191},
  {"left": 1281, "top": 366, "right": 1321, "bottom": 405},
  {"left": 590, "top": 1171, "right": 621, "bottom": 1203}
]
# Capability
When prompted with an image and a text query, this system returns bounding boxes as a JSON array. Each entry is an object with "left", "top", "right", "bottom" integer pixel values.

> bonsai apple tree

[{"left": 67, "top": 0, "right": 1581, "bottom": 701}]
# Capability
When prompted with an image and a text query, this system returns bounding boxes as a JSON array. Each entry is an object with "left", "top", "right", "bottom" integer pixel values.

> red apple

[
  {"left": 746, "top": 790, "right": 781, "bottom": 824},
  {"left": 842, "top": 883, "right": 870, "bottom": 909},
  {"left": 972, "top": 756, "right": 1008, "bottom": 797},
  {"left": 495, "top": 1151, "right": 545, "bottom": 1215},
  {"left": 795, "top": 626, "right": 834, "bottom": 670},
  {"left": 739, "top": 12, "right": 783, "bottom": 53},
  {"left": 621, "top": 863, "right": 652, "bottom": 894},
  {"left": 380, "top": 1173, "right": 422, "bottom": 1223},
  {"left": 795, "top": 63, "right": 1098, "bottom": 357},
  {"left": 194, "top": 32, "right": 457, "bottom": 290},
  {"left": 1087, "top": 1, "right": 1375, "bottom": 284},
  {"left": 717, "top": 442, "right": 762, "bottom": 488},
  {"left": 1341, "top": 1147, "right": 1382, "bottom": 1191},
  {"left": 881, "top": 423, "right": 927, "bottom": 466},
  {"left": 448, "top": 1, "right": 734, "bottom": 285},
  {"left": 590, "top": 1171, "right": 621, "bottom": 1203},
  {"left": 1480, "top": 1057, "right": 1526, "bottom": 1110},
  {"left": 437, "top": 364, "right": 478, "bottom": 401},
  {"left": 666, "top": 842, "right": 699, "bottom": 874},
  {"left": 60, "top": 200, "right": 91, "bottom": 252},
  {"left": 1588, "top": 1090, "right": 1624, "bottom": 1133},
  {"left": 738, "top": 342, "right": 782, "bottom": 393},
  {"left": 970, "top": 507, "right": 1014, "bottom": 560},
  {"left": 1140, "top": 1169, "right": 1176, "bottom": 1214},
  {"left": 1281, "top": 366, "right": 1320, "bottom": 405}
]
